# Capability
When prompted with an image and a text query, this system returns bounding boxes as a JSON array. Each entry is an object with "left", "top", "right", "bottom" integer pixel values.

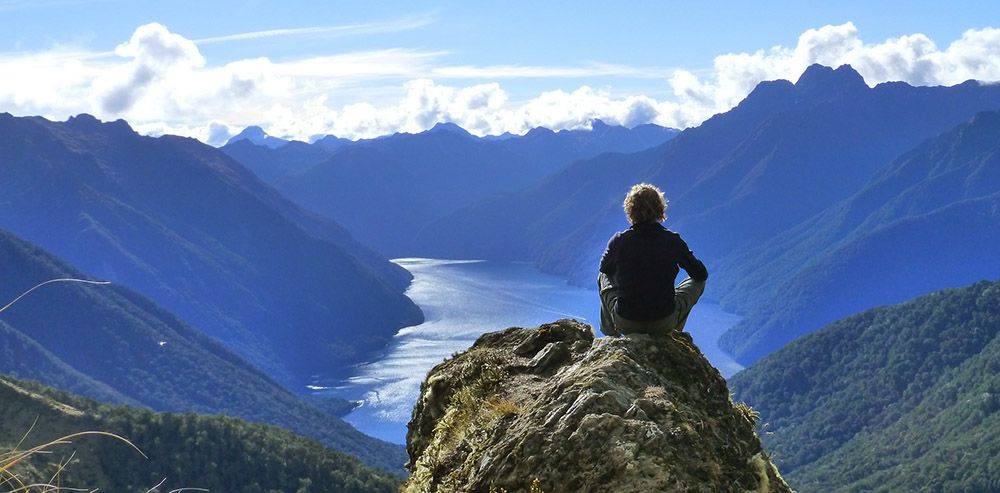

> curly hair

[{"left": 623, "top": 183, "right": 667, "bottom": 225}]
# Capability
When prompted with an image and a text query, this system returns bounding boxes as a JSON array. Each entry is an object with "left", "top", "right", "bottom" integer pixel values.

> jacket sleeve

[
  {"left": 676, "top": 238, "right": 708, "bottom": 282},
  {"left": 599, "top": 235, "right": 618, "bottom": 276}
]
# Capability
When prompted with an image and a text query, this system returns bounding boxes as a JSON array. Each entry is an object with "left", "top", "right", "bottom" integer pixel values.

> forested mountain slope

[
  {"left": 0, "top": 375, "right": 400, "bottom": 492},
  {"left": 730, "top": 280, "right": 1000, "bottom": 492}
]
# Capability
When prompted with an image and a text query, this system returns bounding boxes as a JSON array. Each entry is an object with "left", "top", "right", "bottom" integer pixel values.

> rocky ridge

[{"left": 404, "top": 320, "right": 791, "bottom": 492}]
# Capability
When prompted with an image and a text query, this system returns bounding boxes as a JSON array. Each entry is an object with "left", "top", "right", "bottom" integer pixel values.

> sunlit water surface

[{"left": 316, "top": 258, "right": 743, "bottom": 444}]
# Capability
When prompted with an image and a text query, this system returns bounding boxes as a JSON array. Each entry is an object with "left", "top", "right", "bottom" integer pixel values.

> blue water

[{"left": 317, "top": 258, "right": 743, "bottom": 444}]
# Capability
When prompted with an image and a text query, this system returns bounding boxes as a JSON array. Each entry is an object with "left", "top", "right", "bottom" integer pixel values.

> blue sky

[{"left": 2, "top": 1, "right": 1000, "bottom": 143}]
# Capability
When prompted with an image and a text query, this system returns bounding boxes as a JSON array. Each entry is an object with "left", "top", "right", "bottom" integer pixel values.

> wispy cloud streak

[
  {"left": 431, "top": 62, "right": 677, "bottom": 79},
  {"left": 193, "top": 15, "right": 434, "bottom": 45}
]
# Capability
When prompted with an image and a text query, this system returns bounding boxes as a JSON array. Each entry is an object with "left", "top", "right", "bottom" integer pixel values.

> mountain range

[
  {"left": 3, "top": 61, "right": 998, "bottom": 486},
  {"left": 718, "top": 108, "right": 1000, "bottom": 361},
  {"left": 0, "top": 112, "right": 422, "bottom": 388},
  {"left": 226, "top": 124, "right": 290, "bottom": 148},
  {"left": 406, "top": 64, "right": 1000, "bottom": 364},
  {"left": 0, "top": 112, "right": 673, "bottom": 475},
  {"left": 730, "top": 279, "right": 1000, "bottom": 492},
  {"left": 221, "top": 120, "right": 677, "bottom": 257}
]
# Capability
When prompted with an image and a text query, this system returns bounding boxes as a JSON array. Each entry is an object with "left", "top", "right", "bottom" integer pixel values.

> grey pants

[{"left": 598, "top": 272, "right": 705, "bottom": 337}]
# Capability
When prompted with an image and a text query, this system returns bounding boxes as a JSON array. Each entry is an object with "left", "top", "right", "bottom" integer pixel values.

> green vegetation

[
  {"left": 489, "top": 478, "right": 545, "bottom": 493},
  {"left": 0, "top": 376, "right": 400, "bottom": 493},
  {"left": 730, "top": 279, "right": 1000, "bottom": 492},
  {"left": 406, "top": 348, "right": 511, "bottom": 491},
  {"left": 0, "top": 229, "right": 405, "bottom": 473},
  {"left": 404, "top": 321, "right": 792, "bottom": 492}
]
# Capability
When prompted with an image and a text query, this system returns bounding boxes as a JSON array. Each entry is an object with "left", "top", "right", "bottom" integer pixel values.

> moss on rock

[{"left": 403, "top": 319, "right": 792, "bottom": 493}]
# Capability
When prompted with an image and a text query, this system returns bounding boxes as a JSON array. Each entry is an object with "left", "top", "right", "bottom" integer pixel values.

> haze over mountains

[
  {"left": 222, "top": 120, "right": 677, "bottom": 256},
  {"left": 0, "top": 112, "right": 422, "bottom": 388},
  {"left": 0, "top": 106, "right": 677, "bottom": 477},
  {"left": 220, "top": 63, "right": 1000, "bottom": 367},
  {"left": 719, "top": 108, "right": 1000, "bottom": 361},
  {"left": 404, "top": 64, "right": 1000, "bottom": 364}
]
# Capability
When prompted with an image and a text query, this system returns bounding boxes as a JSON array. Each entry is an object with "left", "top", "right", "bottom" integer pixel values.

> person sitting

[{"left": 598, "top": 183, "right": 708, "bottom": 337}]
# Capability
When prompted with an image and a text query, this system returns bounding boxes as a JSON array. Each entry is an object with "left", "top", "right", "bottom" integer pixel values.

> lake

[{"left": 317, "top": 258, "right": 744, "bottom": 444}]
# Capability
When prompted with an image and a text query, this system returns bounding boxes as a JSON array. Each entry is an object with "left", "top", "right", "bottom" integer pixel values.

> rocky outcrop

[{"left": 404, "top": 320, "right": 791, "bottom": 493}]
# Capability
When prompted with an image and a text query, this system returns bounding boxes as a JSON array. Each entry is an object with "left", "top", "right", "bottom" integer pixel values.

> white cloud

[
  {"left": 0, "top": 49, "right": 101, "bottom": 114},
  {"left": 95, "top": 22, "right": 205, "bottom": 115},
  {"left": 2, "top": 21, "right": 1000, "bottom": 144},
  {"left": 663, "top": 23, "right": 1000, "bottom": 126}
]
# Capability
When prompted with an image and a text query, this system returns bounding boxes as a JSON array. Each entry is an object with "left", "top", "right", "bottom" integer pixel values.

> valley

[{"left": 320, "top": 258, "right": 744, "bottom": 443}]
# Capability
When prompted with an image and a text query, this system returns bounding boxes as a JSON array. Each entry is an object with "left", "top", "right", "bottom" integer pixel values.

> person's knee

[
  {"left": 680, "top": 279, "right": 706, "bottom": 303},
  {"left": 693, "top": 279, "right": 706, "bottom": 298}
]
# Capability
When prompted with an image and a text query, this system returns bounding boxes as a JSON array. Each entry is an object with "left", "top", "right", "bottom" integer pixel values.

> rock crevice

[{"left": 404, "top": 319, "right": 792, "bottom": 492}]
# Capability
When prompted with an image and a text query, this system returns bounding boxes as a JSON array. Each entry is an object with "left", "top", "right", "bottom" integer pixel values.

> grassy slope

[{"left": 0, "top": 376, "right": 400, "bottom": 492}]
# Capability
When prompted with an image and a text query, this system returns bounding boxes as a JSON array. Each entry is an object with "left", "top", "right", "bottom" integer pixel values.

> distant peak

[
  {"left": 109, "top": 118, "right": 134, "bottom": 131},
  {"left": 481, "top": 131, "right": 517, "bottom": 141},
  {"left": 238, "top": 125, "right": 266, "bottom": 137},
  {"left": 428, "top": 122, "right": 472, "bottom": 137},
  {"left": 226, "top": 125, "right": 289, "bottom": 149},
  {"left": 68, "top": 113, "right": 100, "bottom": 124},
  {"left": 796, "top": 63, "right": 835, "bottom": 82},
  {"left": 590, "top": 119, "right": 610, "bottom": 130},
  {"left": 795, "top": 64, "right": 868, "bottom": 95},
  {"left": 64, "top": 114, "right": 135, "bottom": 134},
  {"left": 525, "top": 126, "right": 555, "bottom": 137},
  {"left": 632, "top": 122, "right": 673, "bottom": 132},
  {"left": 726, "top": 78, "right": 796, "bottom": 115},
  {"left": 310, "top": 134, "right": 353, "bottom": 152}
]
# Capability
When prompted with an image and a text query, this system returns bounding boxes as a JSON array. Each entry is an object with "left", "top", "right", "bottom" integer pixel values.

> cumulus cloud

[
  {"left": 95, "top": 22, "right": 205, "bottom": 115},
  {"left": 260, "top": 81, "right": 670, "bottom": 139},
  {"left": 115, "top": 22, "right": 205, "bottom": 68},
  {"left": 663, "top": 23, "right": 1000, "bottom": 126},
  {"left": 3, "top": 21, "right": 1000, "bottom": 143}
]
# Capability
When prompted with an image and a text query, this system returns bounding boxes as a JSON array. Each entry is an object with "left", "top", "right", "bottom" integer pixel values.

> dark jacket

[{"left": 599, "top": 222, "right": 708, "bottom": 321}]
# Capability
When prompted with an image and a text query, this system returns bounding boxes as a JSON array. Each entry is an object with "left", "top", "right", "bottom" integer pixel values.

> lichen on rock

[{"left": 404, "top": 319, "right": 792, "bottom": 493}]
